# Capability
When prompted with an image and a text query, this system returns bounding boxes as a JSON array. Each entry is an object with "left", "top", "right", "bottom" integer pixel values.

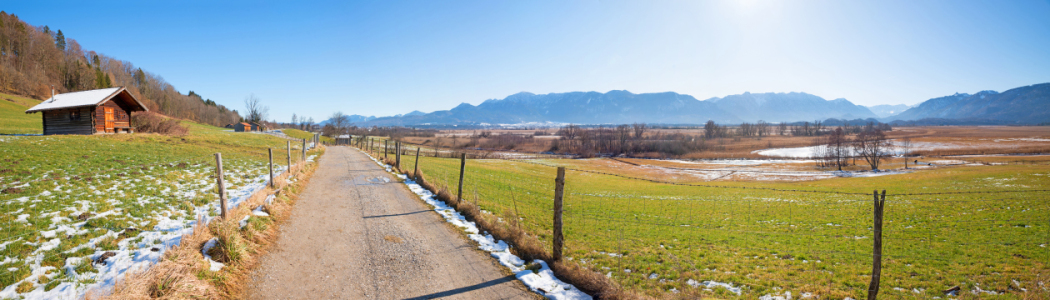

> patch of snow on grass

[{"left": 201, "top": 238, "right": 224, "bottom": 271}]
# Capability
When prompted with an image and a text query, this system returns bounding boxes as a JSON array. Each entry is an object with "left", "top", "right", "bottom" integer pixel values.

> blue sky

[{"left": 5, "top": 0, "right": 1050, "bottom": 122}]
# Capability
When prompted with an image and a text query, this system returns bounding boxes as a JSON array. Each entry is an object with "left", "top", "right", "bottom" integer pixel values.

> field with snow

[
  {"left": 0, "top": 123, "right": 310, "bottom": 299},
  {"left": 398, "top": 152, "right": 1050, "bottom": 299}
]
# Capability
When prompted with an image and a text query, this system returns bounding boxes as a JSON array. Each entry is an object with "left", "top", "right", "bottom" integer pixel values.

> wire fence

[{"left": 345, "top": 136, "right": 1050, "bottom": 299}]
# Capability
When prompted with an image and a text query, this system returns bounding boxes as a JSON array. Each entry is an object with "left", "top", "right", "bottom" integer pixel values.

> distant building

[
  {"left": 250, "top": 123, "right": 266, "bottom": 131},
  {"left": 25, "top": 87, "right": 149, "bottom": 135},
  {"left": 234, "top": 122, "right": 251, "bottom": 132},
  {"left": 224, "top": 124, "right": 234, "bottom": 129}
]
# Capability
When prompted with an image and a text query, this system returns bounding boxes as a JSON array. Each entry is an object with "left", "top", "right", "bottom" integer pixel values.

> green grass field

[
  {"left": 0, "top": 92, "right": 43, "bottom": 134},
  {"left": 0, "top": 120, "right": 321, "bottom": 296},
  {"left": 382, "top": 141, "right": 1050, "bottom": 299}
]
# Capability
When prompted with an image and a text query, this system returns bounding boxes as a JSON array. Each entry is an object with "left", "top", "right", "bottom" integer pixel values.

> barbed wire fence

[{"left": 343, "top": 136, "right": 1049, "bottom": 299}]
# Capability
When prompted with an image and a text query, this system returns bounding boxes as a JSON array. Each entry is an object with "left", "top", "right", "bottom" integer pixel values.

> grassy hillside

[
  {"left": 0, "top": 92, "right": 43, "bottom": 134},
  {"left": 0, "top": 119, "right": 321, "bottom": 296},
  {"left": 381, "top": 140, "right": 1050, "bottom": 299}
]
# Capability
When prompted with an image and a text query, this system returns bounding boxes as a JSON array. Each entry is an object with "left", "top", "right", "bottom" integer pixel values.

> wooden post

[
  {"left": 867, "top": 189, "right": 886, "bottom": 300},
  {"left": 457, "top": 153, "right": 466, "bottom": 205},
  {"left": 413, "top": 147, "right": 420, "bottom": 181},
  {"left": 396, "top": 141, "right": 402, "bottom": 170},
  {"left": 268, "top": 148, "right": 274, "bottom": 188},
  {"left": 553, "top": 167, "right": 566, "bottom": 261},
  {"left": 286, "top": 141, "right": 292, "bottom": 171},
  {"left": 215, "top": 153, "right": 228, "bottom": 220},
  {"left": 302, "top": 139, "right": 307, "bottom": 165},
  {"left": 385, "top": 140, "right": 389, "bottom": 159}
]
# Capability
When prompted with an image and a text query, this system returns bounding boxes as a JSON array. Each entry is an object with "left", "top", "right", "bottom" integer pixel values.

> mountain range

[
  {"left": 330, "top": 82, "right": 1049, "bottom": 127},
  {"left": 888, "top": 83, "right": 1049, "bottom": 124},
  {"left": 352, "top": 91, "right": 878, "bottom": 126}
]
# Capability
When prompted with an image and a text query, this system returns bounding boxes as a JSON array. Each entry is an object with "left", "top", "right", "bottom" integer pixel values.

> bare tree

[
  {"left": 827, "top": 127, "right": 850, "bottom": 171},
  {"left": 632, "top": 123, "right": 647, "bottom": 139},
  {"left": 243, "top": 94, "right": 268, "bottom": 123},
  {"left": 778, "top": 122, "right": 788, "bottom": 135},
  {"left": 616, "top": 125, "right": 631, "bottom": 154},
  {"left": 900, "top": 137, "right": 913, "bottom": 169},
  {"left": 854, "top": 129, "right": 890, "bottom": 170},
  {"left": 330, "top": 111, "right": 349, "bottom": 129},
  {"left": 756, "top": 120, "right": 770, "bottom": 137},
  {"left": 704, "top": 120, "right": 718, "bottom": 138}
]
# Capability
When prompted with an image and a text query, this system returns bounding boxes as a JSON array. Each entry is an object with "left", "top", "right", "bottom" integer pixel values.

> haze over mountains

[
  {"left": 337, "top": 82, "right": 1049, "bottom": 127},
  {"left": 866, "top": 104, "right": 913, "bottom": 118}
]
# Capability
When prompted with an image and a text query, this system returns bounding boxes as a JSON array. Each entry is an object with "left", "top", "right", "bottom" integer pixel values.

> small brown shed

[
  {"left": 25, "top": 87, "right": 148, "bottom": 135},
  {"left": 234, "top": 122, "right": 251, "bottom": 132},
  {"left": 250, "top": 122, "right": 266, "bottom": 132}
]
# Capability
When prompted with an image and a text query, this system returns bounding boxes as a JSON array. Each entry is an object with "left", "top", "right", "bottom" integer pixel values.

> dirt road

[{"left": 247, "top": 146, "right": 535, "bottom": 300}]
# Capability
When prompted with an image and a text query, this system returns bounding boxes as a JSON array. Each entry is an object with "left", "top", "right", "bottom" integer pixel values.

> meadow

[
  {"left": 0, "top": 92, "right": 43, "bottom": 135},
  {"left": 379, "top": 140, "right": 1050, "bottom": 299},
  {"left": 0, "top": 122, "right": 315, "bottom": 298}
]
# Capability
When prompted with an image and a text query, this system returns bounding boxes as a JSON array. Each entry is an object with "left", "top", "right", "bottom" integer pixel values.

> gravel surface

[{"left": 247, "top": 147, "right": 536, "bottom": 299}]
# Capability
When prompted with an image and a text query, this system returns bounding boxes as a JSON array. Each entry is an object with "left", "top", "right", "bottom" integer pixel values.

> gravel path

[{"left": 247, "top": 146, "right": 536, "bottom": 299}]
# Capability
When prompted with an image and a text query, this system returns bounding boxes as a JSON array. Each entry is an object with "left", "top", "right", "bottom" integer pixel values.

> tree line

[{"left": 0, "top": 12, "right": 240, "bottom": 127}]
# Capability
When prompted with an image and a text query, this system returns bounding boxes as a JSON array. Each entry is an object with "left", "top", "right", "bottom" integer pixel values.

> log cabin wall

[
  {"left": 94, "top": 99, "right": 132, "bottom": 133},
  {"left": 42, "top": 107, "right": 94, "bottom": 135}
]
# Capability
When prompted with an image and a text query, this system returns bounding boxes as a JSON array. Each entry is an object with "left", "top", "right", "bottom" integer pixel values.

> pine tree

[{"left": 55, "top": 29, "right": 65, "bottom": 51}]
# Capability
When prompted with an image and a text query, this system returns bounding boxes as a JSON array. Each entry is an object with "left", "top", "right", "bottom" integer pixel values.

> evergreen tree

[{"left": 55, "top": 29, "right": 65, "bottom": 51}]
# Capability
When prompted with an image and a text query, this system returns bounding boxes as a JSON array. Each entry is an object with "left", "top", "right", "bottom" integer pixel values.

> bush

[{"left": 132, "top": 112, "right": 188, "bottom": 135}]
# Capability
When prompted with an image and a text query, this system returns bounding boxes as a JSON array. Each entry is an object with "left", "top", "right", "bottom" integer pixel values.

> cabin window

[{"left": 69, "top": 110, "right": 81, "bottom": 121}]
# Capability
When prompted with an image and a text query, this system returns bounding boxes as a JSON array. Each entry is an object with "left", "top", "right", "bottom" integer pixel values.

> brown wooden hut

[
  {"left": 250, "top": 122, "right": 266, "bottom": 132},
  {"left": 234, "top": 122, "right": 251, "bottom": 132},
  {"left": 25, "top": 87, "right": 148, "bottom": 135}
]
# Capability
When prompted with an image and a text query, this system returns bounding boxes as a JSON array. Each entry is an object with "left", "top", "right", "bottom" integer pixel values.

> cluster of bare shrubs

[
  {"left": 132, "top": 112, "right": 188, "bottom": 135},
  {"left": 816, "top": 127, "right": 893, "bottom": 170}
]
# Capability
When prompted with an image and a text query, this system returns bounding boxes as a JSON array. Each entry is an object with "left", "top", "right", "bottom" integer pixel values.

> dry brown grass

[
  {"left": 93, "top": 147, "right": 323, "bottom": 300},
  {"left": 407, "top": 126, "right": 1050, "bottom": 160}
]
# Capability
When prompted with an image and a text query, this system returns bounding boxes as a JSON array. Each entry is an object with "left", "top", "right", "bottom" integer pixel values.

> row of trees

[
  {"left": 0, "top": 12, "right": 241, "bottom": 126},
  {"left": 320, "top": 111, "right": 437, "bottom": 140}
]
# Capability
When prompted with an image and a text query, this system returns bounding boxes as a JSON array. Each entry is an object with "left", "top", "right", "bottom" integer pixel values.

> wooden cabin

[
  {"left": 234, "top": 122, "right": 251, "bottom": 132},
  {"left": 250, "top": 123, "right": 266, "bottom": 131},
  {"left": 25, "top": 87, "right": 148, "bottom": 135}
]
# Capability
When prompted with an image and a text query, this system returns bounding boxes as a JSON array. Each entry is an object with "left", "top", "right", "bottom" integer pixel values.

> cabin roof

[{"left": 25, "top": 87, "right": 149, "bottom": 113}]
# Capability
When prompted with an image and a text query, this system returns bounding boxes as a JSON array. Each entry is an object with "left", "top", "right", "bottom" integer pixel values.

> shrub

[{"left": 132, "top": 112, "right": 188, "bottom": 135}]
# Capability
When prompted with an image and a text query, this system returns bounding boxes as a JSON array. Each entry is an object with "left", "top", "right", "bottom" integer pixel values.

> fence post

[
  {"left": 553, "top": 167, "right": 566, "bottom": 261},
  {"left": 867, "top": 189, "right": 886, "bottom": 300},
  {"left": 302, "top": 139, "right": 307, "bottom": 165},
  {"left": 396, "top": 141, "right": 401, "bottom": 170},
  {"left": 413, "top": 147, "right": 420, "bottom": 181},
  {"left": 385, "top": 140, "right": 389, "bottom": 159},
  {"left": 457, "top": 153, "right": 466, "bottom": 205},
  {"left": 286, "top": 141, "right": 292, "bottom": 171},
  {"left": 215, "top": 153, "right": 227, "bottom": 220},
  {"left": 268, "top": 148, "right": 274, "bottom": 188}
]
